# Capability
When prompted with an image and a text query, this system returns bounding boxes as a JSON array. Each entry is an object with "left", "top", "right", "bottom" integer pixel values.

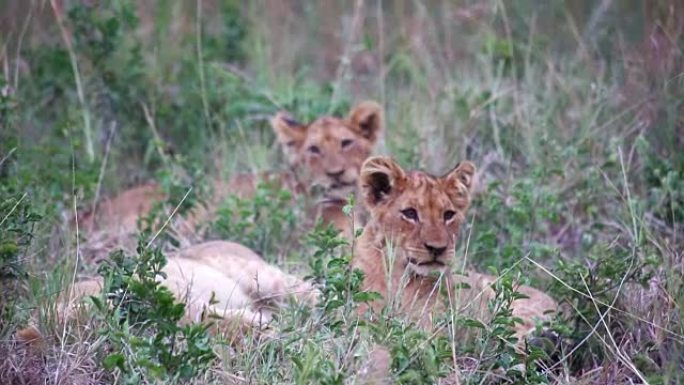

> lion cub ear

[
  {"left": 347, "top": 101, "right": 383, "bottom": 143},
  {"left": 359, "top": 156, "right": 406, "bottom": 208},
  {"left": 443, "top": 161, "right": 476, "bottom": 211},
  {"left": 270, "top": 111, "right": 307, "bottom": 152}
]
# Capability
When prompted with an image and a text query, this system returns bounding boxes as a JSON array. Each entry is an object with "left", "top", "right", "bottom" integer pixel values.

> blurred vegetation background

[{"left": 1, "top": 1, "right": 683, "bottom": 384}]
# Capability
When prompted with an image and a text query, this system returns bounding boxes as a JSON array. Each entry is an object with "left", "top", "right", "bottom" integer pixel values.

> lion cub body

[
  {"left": 80, "top": 183, "right": 165, "bottom": 234},
  {"left": 59, "top": 241, "right": 315, "bottom": 331}
]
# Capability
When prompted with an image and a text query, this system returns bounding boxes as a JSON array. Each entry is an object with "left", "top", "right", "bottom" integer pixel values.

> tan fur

[
  {"left": 159, "top": 240, "right": 317, "bottom": 329},
  {"left": 77, "top": 183, "right": 166, "bottom": 262},
  {"left": 18, "top": 241, "right": 317, "bottom": 343},
  {"left": 353, "top": 156, "right": 557, "bottom": 341},
  {"left": 80, "top": 101, "right": 383, "bottom": 244},
  {"left": 270, "top": 100, "right": 383, "bottom": 202},
  {"left": 182, "top": 98, "right": 385, "bottom": 237},
  {"left": 80, "top": 183, "right": 165, "bottom": 234},
  {"left": 266, "top": 100, "right": 383, "bottom": 236}
]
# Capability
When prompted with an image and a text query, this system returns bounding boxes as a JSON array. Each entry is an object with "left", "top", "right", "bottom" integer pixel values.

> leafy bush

[
  {"left": 469, "top": 172, "right": 563, "bottom": 271},
  {"left": 369, "top": 318, "right": 451, "bottom": 384},
  {"left": 94, "top": 243, "right": 216, "bottom": 383},
  {"left": 212, "top": 181, "right": 297, "bottom": 260},
  {"left": 2, "top": 1, "right": 683, "bottom": 384},
  {"left": 0, "top": 187, "right": 41, "bottom": 325},
  {"left": 202, "top": 0, "right": 247, "bottom": 63},
  {"left": 0, "top": 75, "right": 17, "bottom": 131},
  {"left": 550, "top": 241, "right": 659, "bottom": 372},
  {"left": 639, "top": 137, "right": 684, "bottom": 226},
  {"left": 460, "top": 271, "right": 554, "bottom": 384}
]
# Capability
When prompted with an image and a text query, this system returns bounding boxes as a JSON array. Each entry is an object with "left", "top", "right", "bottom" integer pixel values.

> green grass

[{"left": 1, "top": 1, "right": 683, "bottom": 384}]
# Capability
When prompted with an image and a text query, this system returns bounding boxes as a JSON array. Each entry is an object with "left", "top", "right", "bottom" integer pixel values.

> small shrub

[
  {"left": 202, "top": 0, "right": 247, "bottom": 63},
  {"left": 639, "top": 137, "right": 684, "bottom": 226},
  {"left": 94, "top": 243, "right": 216, "bottom": 383},
  {"left": 253, "top": 222, "right": 358, "bottom": 385},
  {"left": 369, "top": 318, "right": 451, "bottom": 385},
  {"left": 305, "top": 221, "right": 374, "bottom": 318},
  {"left": 0, "top": 75, "right": 17, "bottom": 132},
  {"left": 470, "top": 176, "right": 562, "bottom": 271},
  {"left": 212, "top": 181, "right": 297, "bottom": 260},
  {"left": 460, "top": 270, "right": 552, "bottom": 384},
  {"left": 0, "top": 186, "right": 41, "bottom": 326},
  {"left": 277, "top": 80, "right": 351, "bottom": 123},
  {"left": 550, "top": 242, "right": 658, "bottom": 373}
]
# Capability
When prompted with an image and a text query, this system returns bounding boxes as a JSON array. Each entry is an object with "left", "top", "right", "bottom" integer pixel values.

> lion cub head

[
  {"left": 359, "top": 156, "right": 475, "bottom": 276},
  {"left": 270, "top": 101, "right": 383, "bottom": 199}
]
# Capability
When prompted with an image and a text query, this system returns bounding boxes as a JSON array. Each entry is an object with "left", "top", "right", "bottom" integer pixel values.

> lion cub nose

[
  {"left": 424, "top": 243, "right": 447, "bottom": 258},
  {"left": 326, "top": 169, "right": 344, "bottom": 179}
]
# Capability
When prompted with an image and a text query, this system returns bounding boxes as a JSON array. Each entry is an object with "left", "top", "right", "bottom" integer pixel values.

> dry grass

[{"left": 1, "top": 0, "right": 683, "bottom": 384}]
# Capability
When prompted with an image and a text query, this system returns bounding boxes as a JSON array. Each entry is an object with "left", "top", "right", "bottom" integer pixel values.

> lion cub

[
  {"left": 353, "top": 156, "right": 558, "bottom": 341},
  {"left": 42, "top": 241, "right": 317, "bottom": 337},
  {"left": 265, "top": 100, "right": 383, "bottom": 237},
  {"left": 80, "top": 101, "right": 383, "bottom": 253}
]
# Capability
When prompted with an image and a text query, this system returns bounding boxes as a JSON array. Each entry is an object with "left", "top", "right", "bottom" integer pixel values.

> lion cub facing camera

[{"left": 352, "top": 156, "right": 558, "bottom": 341}]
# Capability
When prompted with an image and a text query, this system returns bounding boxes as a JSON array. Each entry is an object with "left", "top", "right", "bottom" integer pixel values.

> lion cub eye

[
  {"left": 341, "top": 139, "right": 354, "bottom": 149},
  {"left": 308, "top": 145, "right": 321, "bottom": 154},
  {"left": 400, "top": 208, "right": 419, "bottom": 222},
  {"left": 443, "top": 210, "right": 456, "bottom": 222}
]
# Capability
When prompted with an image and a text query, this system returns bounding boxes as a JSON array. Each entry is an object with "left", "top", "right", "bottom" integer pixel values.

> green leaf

[
  {"left": 89, "top": 295, "right": 104, "bottom": 312},
  {"left": 352, "top": 291, "right": 382, "bottom": 303},
  {"left": 327, "top": 258, "right": 347, "bottom": 269},
  {"left": 103, "top": 353, "right": 125, "bottom": 371},
  {"left": 462, "top": 318, "right": 487, "bottom": 329}
]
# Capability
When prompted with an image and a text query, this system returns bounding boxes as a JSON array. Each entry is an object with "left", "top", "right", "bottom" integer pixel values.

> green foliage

[
  {"left": 212, "top": 181, "right": 297, "bottom": 260},
  {"left": 469, "top": 136, "right": 615, "bottom": 271},
  {"left": 69, "top": 1, "right": 148, "bottom": 157},
  {"left": 95, "top": 243, "right": 216, "bottom": 383},
  {"left": 68, "top": 1, "right": 140, "bottom": 68},
  {"left": 370, "top": 318, "right": 451, "bottom": 384},
  {"left": 259, "top": 223, "right": 361, "bottom": 385},
  {"left": 482, "top": 34, "right": 517, "bottom": 76},
  {"left": 468, "top": 134, "right": 666, "bottom": 379},
  {"left": 5, "top": 1, "right": 146, "bottom": 201},
  {"left": 304, "top": 222, "right": 373, "bottom": 318},
  {"left": 0, "top": 194, "right": 37, "bottom": 280},
  {"left": 639, "top": 137, "right": 684, "bottom": 225},
  {"left": 278, "top": 80, "right": 351, "bottom": 123},
  {"left": 0, "top": 186, "right": 41, "bottom": 325},
  {"left": 202, "top": 1, "right": 247, "bottom": 63},
  {"left": 1, "top": 1, "right": 683, "bottom": 384},
  {"left": 461, "top": 271, "right": 552, "bottom": 384},
  {"left": 12, "top": 0, "right": 257, "bottom": 188},
  {"left": 550, "top": 242, "right": 658, "bottom": 372},
  {"left": 284, "top": 338, "right": 345, "bottom": 385},
  {"left": 470, "top": 173, "right": 563, "bottom": 271}
]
